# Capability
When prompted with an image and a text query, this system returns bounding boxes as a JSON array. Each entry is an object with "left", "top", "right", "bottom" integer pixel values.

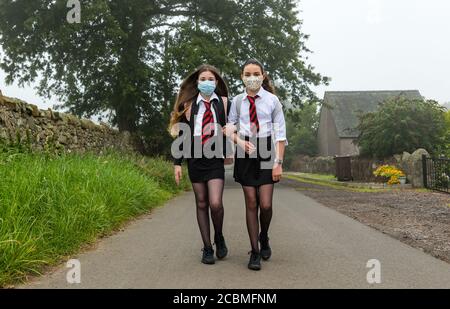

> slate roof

[{"left": 323, "top": 90, "right": 423, "bottom": 138}]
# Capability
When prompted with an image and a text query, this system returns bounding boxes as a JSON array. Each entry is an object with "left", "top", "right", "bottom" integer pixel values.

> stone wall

[
  {"left": 289, "top": 148, "right": 430, "bottom": 188},
  {"left": 289, "top": 155, "right": 335, "bottom": 175},
  {"left": 0, "top": 91, "right": 140, "bottom": 155}
]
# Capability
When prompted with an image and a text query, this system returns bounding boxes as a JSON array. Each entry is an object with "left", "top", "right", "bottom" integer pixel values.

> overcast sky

[
  {"left": 301, "top": 0, "right": 450, "bottom": 103},
  {"left": 0, "top": 0, "right": 449, "bottom": 112}
]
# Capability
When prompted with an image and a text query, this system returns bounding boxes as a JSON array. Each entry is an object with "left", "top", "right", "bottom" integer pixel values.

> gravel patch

[{"left": 282, "top": 177, "right": 450, "bottom": 264}]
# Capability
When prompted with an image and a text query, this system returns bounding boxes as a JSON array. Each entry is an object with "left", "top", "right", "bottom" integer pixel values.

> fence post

[{"left": 422, "top": 154, "right": 428, "bottom": 188}]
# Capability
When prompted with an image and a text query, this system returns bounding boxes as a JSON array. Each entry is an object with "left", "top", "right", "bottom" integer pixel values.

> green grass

[
  {"left": 289, "top": 172, "right": 337, "bottom": 181},
  {"left": 0, "top": 149, "right": 190, "bottom": 287},
  {"left": 284, "top": 174, "right": 385, "bottom": 193},
  {"left": 285, "top": 173, "right": 433, "bottom": 194}
]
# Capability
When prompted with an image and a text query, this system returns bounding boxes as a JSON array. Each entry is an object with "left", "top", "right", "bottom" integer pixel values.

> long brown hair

[
  {"left": 241, "top": 58, "right": 276, "bottom": 94},
  {"left": 168, "top": 64, "right": 229, "bottom": 137}
]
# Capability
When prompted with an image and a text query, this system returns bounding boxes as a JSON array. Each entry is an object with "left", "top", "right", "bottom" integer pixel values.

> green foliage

[
  {"left": 284, "top": 101, "right": 320, "bottom": 167},
  {"left": 435, "top": 171, "right": 449, "bottom": 189},
  {"left": 355, "top": 96, "right": 447, "bottom": 158},
  {"left": 0, "top": 148, "right": 189, "bottom": 287},
  {"left": 441, "top": 109, "right": 450, "bottom": 157},
  {"left": 0, "top": 0, "right": 329, "bottom": 156}
]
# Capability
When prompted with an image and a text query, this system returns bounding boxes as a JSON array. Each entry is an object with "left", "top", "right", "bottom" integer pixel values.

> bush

[
  {"left": 441, "top": 110, "right": 450, "bottom": 157},
  {"left": 356, "top": 97, "right": 447, "bottom": 158}
]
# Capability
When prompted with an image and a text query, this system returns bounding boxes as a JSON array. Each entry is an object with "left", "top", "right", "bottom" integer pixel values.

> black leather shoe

[
  {"left": 201, "top": 246, "right": 215, "bottom": 265},
  {"left": 214, "top": 234, "right": 228, "bottom": 259},
  {"left": 259, "top": 233, "right": 272, "bottom": 261},
  {"left": 248, "top": 251, "right": 261, "bottom": 271}
]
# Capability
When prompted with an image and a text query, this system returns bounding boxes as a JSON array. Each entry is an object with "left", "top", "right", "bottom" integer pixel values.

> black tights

[
  {"left": 192, "top": 179, "right": 225, "bottom": 248},
  {"left": 242, "top": 184, "right": 274, "bottom": 253}
]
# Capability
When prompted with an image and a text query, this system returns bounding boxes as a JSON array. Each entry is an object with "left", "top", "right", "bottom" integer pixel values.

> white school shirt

[
  {"left": 194, "top": 92, "right": 219, "bottom": 137},
  {"left": 227, "top": 87, "right": 288, "bottom": 143}
]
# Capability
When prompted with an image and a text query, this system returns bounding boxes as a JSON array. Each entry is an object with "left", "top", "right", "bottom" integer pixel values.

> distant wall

[
  {"left": 289, "top": 155, "right": 335, "bottom": 175},
  {"left": 289, "top": 148, "right": 430, "bottom": 188},
  {"left": 0, "top": 91, "right": 140, "bottom": 155}
]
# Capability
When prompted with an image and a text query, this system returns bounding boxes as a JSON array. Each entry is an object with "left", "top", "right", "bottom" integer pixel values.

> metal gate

[{"left": 422, "top": 154, "right": 450, "bottom": 194}]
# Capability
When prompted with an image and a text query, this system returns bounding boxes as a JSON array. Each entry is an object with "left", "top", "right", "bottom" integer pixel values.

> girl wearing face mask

[
  {"left": 169, "top": 64, "right": 232, "bottom": 265},
  {"left": 225, "top": 59, "right": 287, "bottom": 271}
]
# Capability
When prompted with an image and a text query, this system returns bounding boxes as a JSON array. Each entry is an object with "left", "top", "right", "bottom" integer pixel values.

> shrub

[{"left": 356, "top": 97, "right": 447, "bottom": 158}]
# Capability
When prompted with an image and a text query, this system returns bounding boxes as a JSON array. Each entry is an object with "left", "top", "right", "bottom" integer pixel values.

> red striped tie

[
  {"left": 201, "top": 100, "right": 214, "bottom": 145},
  {"left": 248, "top": 95, "right": 260, "bottom": 135}
]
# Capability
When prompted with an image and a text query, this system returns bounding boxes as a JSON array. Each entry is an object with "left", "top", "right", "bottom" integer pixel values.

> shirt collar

[
  {"left": 244, "top": 87, "right": 266, "bottom": 101},
  {"left": 196, "top": 92, "right": 219, "bottom": 105}
]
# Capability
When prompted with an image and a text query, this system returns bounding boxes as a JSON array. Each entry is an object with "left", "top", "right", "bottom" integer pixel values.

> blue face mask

[{"left": 198, "top": 80, "right": 216, "bottom": 96}]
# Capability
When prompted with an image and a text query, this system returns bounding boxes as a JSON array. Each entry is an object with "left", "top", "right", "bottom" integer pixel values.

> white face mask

[{"left": 243, "top": 76, "right": 263, "bottom": 91}]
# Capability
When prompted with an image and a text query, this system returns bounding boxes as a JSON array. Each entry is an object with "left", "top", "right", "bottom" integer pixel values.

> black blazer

[{"left": 173, "top": 95, "right": 232, "bottom": 166}]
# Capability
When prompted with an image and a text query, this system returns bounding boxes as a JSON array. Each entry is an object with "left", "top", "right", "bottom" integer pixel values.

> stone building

[{"left": 317, "top": 90, "right": 423, "bottom": 157}]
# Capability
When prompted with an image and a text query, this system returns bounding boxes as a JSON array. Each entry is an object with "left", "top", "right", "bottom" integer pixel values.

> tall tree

[
  {"left": 284, "top": 102, "right": 320, "bottom": 167},
  {"left": 0, "top": 0, "right": 329, "bottom": 154}
]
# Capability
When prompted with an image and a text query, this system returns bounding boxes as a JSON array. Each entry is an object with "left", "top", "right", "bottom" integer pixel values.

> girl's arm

[
  {"left": 272, "top": 140, "right": 285, "bottom": 181},
  {"left": 224, "top": 97, "right": 256, "bottom": 154},
  {"left": 173, "top": 126, "right": 185, "bottom": 186},
  {"left": 272, "top": 97, "right": 287, "bottom": 181},
  {"left": 227, "top": 131, "right": 256, "bottom": 155},
  {"left": 173, "top": 104, "right": 190, "bottom": 185},
  {"left": 275, "top": 140, "right": 286, "bottom": 163}
]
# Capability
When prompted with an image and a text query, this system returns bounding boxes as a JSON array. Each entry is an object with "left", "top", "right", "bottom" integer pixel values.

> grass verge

[
  {"left": 0, "top": 149, "right": 189, "bottom": 287},
  {"left": 284, "top": 174, "right": 386, "bottom": 193}
]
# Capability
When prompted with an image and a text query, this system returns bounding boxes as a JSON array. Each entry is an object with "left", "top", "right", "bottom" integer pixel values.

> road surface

[{"left": 22, "top": 170, "right": 450, "bottom": 289}]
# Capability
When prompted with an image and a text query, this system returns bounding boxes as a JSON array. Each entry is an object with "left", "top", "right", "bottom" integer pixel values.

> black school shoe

[
  {"left": 201, "top": 246, "right": 215, "bottom": 265},
  {"left": 248, "top": 251, "right": 261, "bottom": 271},
  {"left": 259, "top": 233, "right": 272, "bottom": 261},
  {"left": 214, "top": 234, "right": 228, "bottom": 259}
]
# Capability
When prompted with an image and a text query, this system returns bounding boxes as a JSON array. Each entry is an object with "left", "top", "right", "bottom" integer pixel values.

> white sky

[
  {"left": 0, "top": 0, "right": 449, "bottom": 112},
  {"left": 300, "top": 0, "right": 450, "bottom": 103}
]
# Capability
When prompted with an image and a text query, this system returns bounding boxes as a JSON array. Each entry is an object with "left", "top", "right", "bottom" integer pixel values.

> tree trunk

[{"left": 113, "top": 10, "right": 145, "bottom": 134}]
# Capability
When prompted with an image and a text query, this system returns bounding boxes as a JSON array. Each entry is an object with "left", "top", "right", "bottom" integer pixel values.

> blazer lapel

[
  {"left": 189, "top": 98, "right": 199, "bottom": 134},
  {"left": 211, "top": 98, "right": 225, "bottom": 126}
]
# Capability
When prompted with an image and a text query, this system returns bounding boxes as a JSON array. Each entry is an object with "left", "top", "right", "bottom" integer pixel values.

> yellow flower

[
  {"left": 388, "top": 175, "right": 400, "bottom": 185},
  {"left": 373, "top": 165, "right": 405, "bottom": 184}
]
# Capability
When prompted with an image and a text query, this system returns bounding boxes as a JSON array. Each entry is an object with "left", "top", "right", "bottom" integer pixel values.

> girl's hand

[
  {"left": 223, "top": 124, "right": 237, "bottom": 137},
  {"left": 237, "top": 138, "right": 256, "bottom": 155},
  {"left": 174, "top": 165, "right": 182, "bottom": 186},
  {"left": 224, "top": 158, "right": 234, "bottom": 165},
  {"left": 272, "top": 163, "right": 283, "bottom": 182}
]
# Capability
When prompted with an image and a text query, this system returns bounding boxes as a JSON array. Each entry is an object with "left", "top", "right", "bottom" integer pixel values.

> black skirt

[
  {"left": 233, "top": 135, "right": 278, "bottom": 187},
  {"left": 185, "top": 135, "right": 226, "bottom": 183},
  {"left": 187, "top": 158, "right": 225, "bottom": 183}
]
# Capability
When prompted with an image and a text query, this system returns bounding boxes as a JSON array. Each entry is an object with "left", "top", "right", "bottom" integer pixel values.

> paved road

[{"left": 22, "top": 170, "right": 450, "bottom": 289}]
